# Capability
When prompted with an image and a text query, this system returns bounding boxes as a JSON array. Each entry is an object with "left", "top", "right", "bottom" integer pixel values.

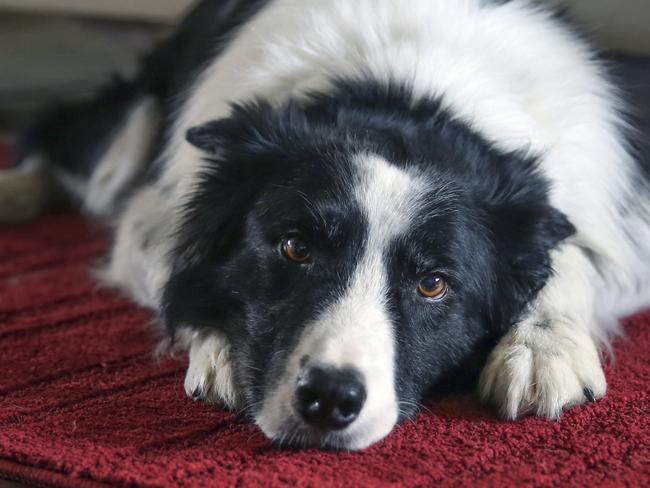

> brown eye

[
  {"left": 417, "top": 275, "right": 448, "bottom": 300},
  {"left": 281, "top": 236, "right": 311, "bottom": 263}
]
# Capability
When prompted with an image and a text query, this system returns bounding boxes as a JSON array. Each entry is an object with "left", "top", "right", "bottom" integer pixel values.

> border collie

[{"left": 2, "top": 0, "right": 649, "bottom": 450}]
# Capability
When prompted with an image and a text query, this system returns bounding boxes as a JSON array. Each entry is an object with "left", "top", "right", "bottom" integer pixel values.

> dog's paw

[
  {"left": 478, "top": 320, "right": 606, "bottom": 419},
  {"left": 184, "top": 333, "right": 238, "bottom": 409}
]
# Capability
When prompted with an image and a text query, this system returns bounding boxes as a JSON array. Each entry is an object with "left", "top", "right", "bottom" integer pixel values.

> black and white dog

[{"left": 2, "top": 0, "right": 649, "bottom": 450}]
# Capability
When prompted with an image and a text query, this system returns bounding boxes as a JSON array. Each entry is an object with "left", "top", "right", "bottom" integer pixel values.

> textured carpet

[{"left": 0, "top": 168, "right": 649, "bottom": 486}]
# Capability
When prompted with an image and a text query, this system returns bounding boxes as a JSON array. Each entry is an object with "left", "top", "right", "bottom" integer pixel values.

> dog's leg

[
  {"left": 0, "top": 157, "right": 62, "bottom": 223},
  {"left": 479, "top": 244, "right": 607, "bottom": 419},
  {"left": 184, "top": 331, "right": 238, "bottom": 409}
]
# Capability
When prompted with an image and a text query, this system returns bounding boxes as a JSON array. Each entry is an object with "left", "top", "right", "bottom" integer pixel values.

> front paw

[
  {"left": 184, "top": 333, "right": 238, "bottom": 409},
  {"left": 478, "top": 320, "right": 607, "bottom": 419}
]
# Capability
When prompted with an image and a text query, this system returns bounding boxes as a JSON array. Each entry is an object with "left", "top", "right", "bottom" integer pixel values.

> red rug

[{"left": 1, "top": 194, "right": 649, "bottom": 486}]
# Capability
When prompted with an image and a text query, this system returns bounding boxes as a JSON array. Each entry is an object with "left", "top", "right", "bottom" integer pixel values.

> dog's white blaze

[{"left": 256, "top": 154, "right": 425, "bottom": 449}]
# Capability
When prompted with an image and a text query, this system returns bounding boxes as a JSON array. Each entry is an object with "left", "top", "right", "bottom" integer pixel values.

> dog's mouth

[
  {"left": 257, "top": 411, "right": 398, "bottom": 451},
  {"left": 266, "top": 418, "right": 358, "bottom": 450}
]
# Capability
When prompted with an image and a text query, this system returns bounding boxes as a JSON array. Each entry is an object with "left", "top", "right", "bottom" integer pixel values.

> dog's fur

[{"left": 3, "top": 0, "right": 650, "bottom": 450}]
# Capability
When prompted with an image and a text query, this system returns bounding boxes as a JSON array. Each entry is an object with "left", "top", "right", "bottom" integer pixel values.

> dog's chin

[
  {"left": 264, "top": 420, "right": 356, "bottom": 451},
  {"left": 254, "top": 404, "right": 399, "bottom": 451}
]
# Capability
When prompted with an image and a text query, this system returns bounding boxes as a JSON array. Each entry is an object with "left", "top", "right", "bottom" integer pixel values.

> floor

[
  {"left": 0, "top": 479, "right": 28, "bottom": 488},
  {"left": 0, "top": 13, "right": 160, "bottom": 488}
]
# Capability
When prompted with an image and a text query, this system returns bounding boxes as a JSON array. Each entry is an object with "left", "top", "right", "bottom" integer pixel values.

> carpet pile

[{"left": 0, "top": 148, "right": 649, "bottom": 487}]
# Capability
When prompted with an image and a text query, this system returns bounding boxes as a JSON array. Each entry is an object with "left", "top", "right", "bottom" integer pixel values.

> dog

[{"left": 2, "top": 0, "right": 649, "bottom": 450}]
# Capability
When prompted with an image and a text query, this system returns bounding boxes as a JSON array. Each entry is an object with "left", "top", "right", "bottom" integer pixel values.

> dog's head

[{"left": 163, "top": 84, "right": 574, "bottom": 449}]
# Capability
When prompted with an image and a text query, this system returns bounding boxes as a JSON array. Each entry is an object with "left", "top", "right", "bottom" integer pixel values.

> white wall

[
  {"left": 0, "top": 0, "right": 195, "bottom": 23},
  {"left": 551, "top": 0, "right": 650, "bottom": 54},
  {"left": 0, "top": 0, "right": 648, "bottom": 53}
]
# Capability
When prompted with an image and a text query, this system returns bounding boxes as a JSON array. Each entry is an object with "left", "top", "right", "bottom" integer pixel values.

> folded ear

[
  {"left": 185, "top": 100, "right": 301, "bottom": 155},
  {"left": 166, "top": 102, "right": 315, "bottom": 334},
  {"left": 186, "top": 121, "right": 227, "bottom": 154},
  {"left": 165, "top": 111, "right": 280, "bottom": 334},
  {"left": 480, "top": 154, "right": 575, "bottom": 331}
]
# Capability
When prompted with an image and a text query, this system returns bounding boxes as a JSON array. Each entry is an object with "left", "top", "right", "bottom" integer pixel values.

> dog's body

[{"left": 3, "top": 0, "right": 650, "bottom": 449}]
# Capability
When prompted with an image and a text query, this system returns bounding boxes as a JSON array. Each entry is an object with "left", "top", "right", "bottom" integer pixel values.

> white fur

[
  {"left": 96, "top": 185, "right": 174, "bottom": 308},
  {"left": 256, "top": 154, "right": 426, "bottom": 449},
  {"left": 84, "top": 97, "right": 160, "bottom": 217},
  {"left": 69, "top": 98, "right": 168, "bottom": 307},
  {"left": 90, "top": 0, "right": 649, "bottom": 443},
  {"left": 479, "top": 243, "right": 609, "bottom": 418},
  {"left": 479, "top": 319, "right": 607, "bottom": 419},
  {"left": 184, "top": 331, "right": 238, "bottom": 409}
]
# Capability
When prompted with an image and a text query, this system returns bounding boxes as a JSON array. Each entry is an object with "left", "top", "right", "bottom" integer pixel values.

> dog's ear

[
  {"left": 186, "top": 100, "right": 304, "bottom": 156},
  {"left": 480, "top": 153, "right": 575, "bottom": 331},
  {"left": 176, "top": 147, "right": 274, "bottom": 268},
  {"left": 186, "top": 121, "right": 227, "bottom": 154},
  {"left": 165, "top": 111, "right": 281, "bottom": 334},
  {"left": 176, "top": 100, "right": 316, "bottom": 270},
  {"left": 165, "top": 102, "right": 316, "bottom": 334}
]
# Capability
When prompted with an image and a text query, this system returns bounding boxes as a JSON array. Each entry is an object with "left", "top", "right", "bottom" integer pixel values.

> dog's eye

[
  {"left": 281, "top": 236, "right": 311, "bottom": 263},
  {"left": 417, "top": 275, "right": 448, "bottom": 300}
]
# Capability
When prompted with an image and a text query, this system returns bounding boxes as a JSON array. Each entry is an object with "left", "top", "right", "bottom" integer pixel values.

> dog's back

[{"left": 5, "top": 0, "right": 269, "bottom": 220}]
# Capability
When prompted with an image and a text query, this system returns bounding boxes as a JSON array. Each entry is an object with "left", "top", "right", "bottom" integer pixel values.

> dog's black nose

[{"left": 295, "top": 366, "right": 366, "bottom": 430}]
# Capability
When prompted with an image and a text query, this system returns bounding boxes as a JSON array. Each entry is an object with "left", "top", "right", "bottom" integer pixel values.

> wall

[
  {"left": 557, "top": 0, "right": 650, "bottom": 55},
  {"left": 0, "top": 0, "right": 194, "bottom": 23},
  {"left": 0, "top": 0, "right": 648, "bottom": 53}
]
